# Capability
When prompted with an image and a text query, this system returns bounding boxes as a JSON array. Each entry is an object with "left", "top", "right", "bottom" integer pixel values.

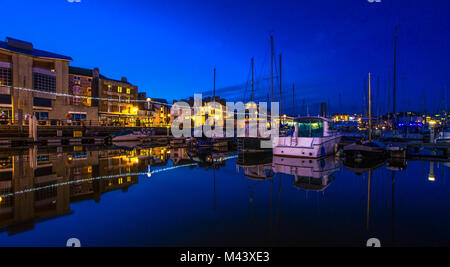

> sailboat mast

[
  {"left": 392, "top": 26, "right": 398, "bottom": 126},
  {"left": 213, "top": 67, "right": 216, "bottom": 100},
  {"left": 251, "top": 57, "right": 254, "bottom": 102},
  {"left": 292, "top": 84, "right": 295, "bottom": 115},
  {"left": 270, "top": 35, "right": 274, "bottom": 104},
  {"left": 279, "top": 54, "right": 282, "bottom": 114},
  {"left": 369, "top": 73, "right": 372, "bottom": 141}
]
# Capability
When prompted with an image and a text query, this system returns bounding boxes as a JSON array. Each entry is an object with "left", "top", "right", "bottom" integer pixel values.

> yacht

[
  {"left": 273, "top": 116, "right": 341, "bottom": 158},
  {"left": 435, "top": 127, "right": 450, "bottom": 144}
]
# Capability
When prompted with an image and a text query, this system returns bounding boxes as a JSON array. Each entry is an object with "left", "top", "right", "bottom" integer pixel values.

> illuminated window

[
  {"left": 126, "top": 88, "right": 130, "bottom": 94},
  {"left": 118, "top": 178, "right": 123, "bottom": 185},
  {"left": 108, "top": 85, "right": 112, "bottom": 91},
  {"left": 118, "top": 86, "right": 122, "bottom": 93}
]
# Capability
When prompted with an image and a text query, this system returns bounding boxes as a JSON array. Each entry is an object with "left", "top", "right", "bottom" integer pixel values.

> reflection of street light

[
  {"left": 147, "top": 166, "right": 151, "bottom": 178},
  {"left": 428, "top": 162, "right": 435, "bottom": 182}
]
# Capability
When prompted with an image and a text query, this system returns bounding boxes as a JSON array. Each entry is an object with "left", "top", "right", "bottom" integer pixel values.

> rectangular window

[
  {"left": 33, "top": 73, "right": 56, "bottom": 93},
  {"left": 126, "top": 88, "right": 130, "bottom": 94},
  {"left": 297, "top": 120, "right": 324, "bottom": 138},
  {"left": 33, "top": 97, "right": 52, "bottom": 107},
  {"left": 108, "top": 85, "right": 112, "bottom": 91},
  {"left": 73, "top": 97, "right": 81, "bottom": 105},
  {"left": 0, "top": 94, "right": 11, "bottom": 104},
  {"left": 34, "top": 112, "right": 49, "bottom": 120},
  {"left": 118, "top": 86, "right": 122, "bottom": 93},
  {"left": 70, "top": 113, "right": 87, "bottom": 121},
  {"left": 0, "top": 67, "right": 12, "bottom": 86}
]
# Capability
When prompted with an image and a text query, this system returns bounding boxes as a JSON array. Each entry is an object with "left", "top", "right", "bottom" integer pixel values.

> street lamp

[{"left": 146, "top": 98, "right": 151, "bottom": 110}]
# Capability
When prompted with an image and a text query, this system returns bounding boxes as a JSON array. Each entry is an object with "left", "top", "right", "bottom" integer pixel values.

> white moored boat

[
  {"left": 273, "top": 116, "right": 341, "bottom": 158},
  {"left": 112, "top": 130, "right": 147, "bottom": 142}
]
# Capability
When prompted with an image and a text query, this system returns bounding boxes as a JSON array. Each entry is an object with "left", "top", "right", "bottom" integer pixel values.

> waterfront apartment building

[
  {"left": 98, "top": 75, "right": 139, "bottom": 127},
  {"left": 68, "top": 66, "right": 100, "bottom": 123},
  {"left": 0, "top": 37, "right": 99, "bottom": 125}
]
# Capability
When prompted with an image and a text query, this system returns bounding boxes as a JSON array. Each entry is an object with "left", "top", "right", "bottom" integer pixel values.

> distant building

[
  {"left": 150, "top": 98, "right": 169, "bottom": 126},
  {"left": 137, "top": 92, "right": 170, "bottom": 127},
  {"left": 137, "top": 92, "right": 153, "bottom": 126}
]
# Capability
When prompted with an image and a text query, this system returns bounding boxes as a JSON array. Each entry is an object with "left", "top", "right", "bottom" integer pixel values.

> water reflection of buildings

[
  {"left": 187, "top": 147, "right": 233, "bottom": 170},
  {"left": 0, "top": 146, "right": 169, "bottom": 235},
  {"left": 170, "top": 147, "right": 194, "bottom": 166}
]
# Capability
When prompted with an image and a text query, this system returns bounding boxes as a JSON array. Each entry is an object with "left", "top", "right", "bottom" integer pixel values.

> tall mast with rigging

[
  {"left": 279, "top": 54, "right": 282, "bottom": 115},
  {"left": 392, "top": 26, "right": 398, "bottom": 128},
  {"left": 270, "top": 35, "right": 274, "bottom": 104},
  {"left": 251, "top": 57, "right": 254, "bottom": 102}
]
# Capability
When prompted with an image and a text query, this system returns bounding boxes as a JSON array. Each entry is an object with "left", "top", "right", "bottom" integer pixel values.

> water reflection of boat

[
  {"left": 113, "top": 141, "right": 141, "bottom": 150},
  {"left": 386, "top": 158, "right": 407, "bottom": 171},
  {"left": 343, "top": 140, "right": 387, "bottom": 161},
  {"left": 343, "top": 156, "right": 385, "bottom": 175},
  {"left": 237, "top": 151, "right": 273, "bottom": 180},
  {"left": 272, "top": 156, "right": 339, "bottom": 191},
  {"left": 112, "top": 130, "right": 147, "bottom": 142}
]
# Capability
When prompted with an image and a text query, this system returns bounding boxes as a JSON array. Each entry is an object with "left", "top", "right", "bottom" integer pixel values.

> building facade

[
  {"left": 0, "top": 37, "right": 101, "bottom": 126},
  {"left": 98, "top": 76, "right": 139, "bottom": 127},
  {"left": 67, "top": 66, "right": 99, "bottom": 123}
]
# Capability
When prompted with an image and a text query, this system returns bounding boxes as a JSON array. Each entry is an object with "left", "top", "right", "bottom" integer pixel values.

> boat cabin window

[{"left": 297, "top": 120, "right": 324, "bottom": 137}]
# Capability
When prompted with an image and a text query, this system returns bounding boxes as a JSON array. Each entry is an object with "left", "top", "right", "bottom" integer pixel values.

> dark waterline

[{"left": 0, "top": 145, "right": 449, "bottom": 247}]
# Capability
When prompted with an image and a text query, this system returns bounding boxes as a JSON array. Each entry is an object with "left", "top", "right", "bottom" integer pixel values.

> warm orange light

[{"left": 428, "top": 175, "right": 435, "bottom": 182}]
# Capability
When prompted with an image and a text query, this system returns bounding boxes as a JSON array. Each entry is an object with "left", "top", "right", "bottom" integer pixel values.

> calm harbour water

[{"left": 0, "top": 145, "right": 449, "bottom": 247}]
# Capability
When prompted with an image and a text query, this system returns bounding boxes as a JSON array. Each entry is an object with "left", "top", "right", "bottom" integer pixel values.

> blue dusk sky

[{"left": 1, "top": 0, "right": 449, "bottom": 114}]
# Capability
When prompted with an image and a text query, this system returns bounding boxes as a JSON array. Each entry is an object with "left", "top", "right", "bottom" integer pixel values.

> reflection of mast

[
  {"left": 269, "top": 177, "right": 274, "bottom": 239},
  {"left": 276, "top": 175, "right": 282, "bottom": 229},
  {"left": 391, "top": 170, "right": 396, "bottom": 246},
  {"left": 213, "top": 166, "right": 216, "bottom": 211},
  {"left": 366, "top": 169, "right": 372, "bottom": 231},
  {"left": 249, "top": 183, "right": 255, "bottom": 224}
]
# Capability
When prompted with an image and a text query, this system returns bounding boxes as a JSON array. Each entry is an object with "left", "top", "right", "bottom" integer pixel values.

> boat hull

[{"left": 273, "top": 136, "right": 340, "bottom": 158}]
